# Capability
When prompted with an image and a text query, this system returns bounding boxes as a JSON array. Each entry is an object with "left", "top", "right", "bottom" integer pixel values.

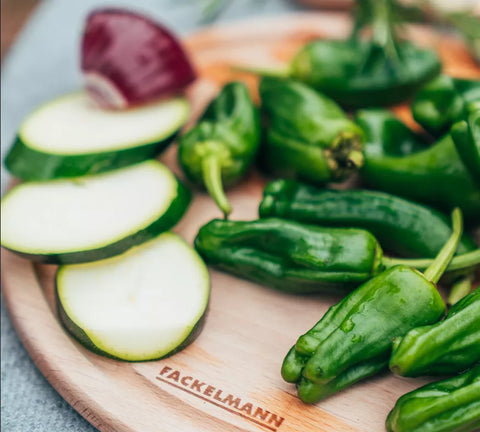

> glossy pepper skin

[
  {"left": 178, "top": 81, "right": 260, "bottom": 217},
  {"left": 259, "top": 179, "right": 476, "bottom": 257},
  {"left": 282, "top": 209, "right": 463, "bottom": 404},
  {"left": 412, "top": 75, "right": 480, "bottom": 137},
  {"left": 386, "top": 365, "right": 480, "bottom": 432},
  {"left": 451, "top": 108, "right": 480, "bottom": 186},
  {"left": 259, "top": 77, "right": 364, "bottom": 185},
  {"left": 194, "top": 218, "right": 383, "bottom": 294},
  {"left": 389, "top": 288, "right": 480, "bottom": 377},
  {"left": 281, "top": 266, "right": 446, "bottom": 403},
  {"left": 357, "top": 109, "right": 480, "bottom": 220},
  {"left": 289, "top": 0, "right": 441, "bottom": 108}
]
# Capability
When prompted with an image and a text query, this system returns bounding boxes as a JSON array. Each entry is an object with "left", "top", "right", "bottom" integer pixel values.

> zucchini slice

[
  {"left": 5, "top": 93, "right": 190, "bottom": 180},
  {"left": 56, "top": 233, "right": 210, "bottom": 361},
  {"left": 1, "top": 160, "right": 190, "bottom": 264}
]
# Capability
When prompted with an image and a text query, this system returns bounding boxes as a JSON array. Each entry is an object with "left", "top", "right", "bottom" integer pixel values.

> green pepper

[
  {"left": 451, "top": 107, "right": 480, "bottom": 186},
  {"left": 386, "top": 365, "right": 480, "bottom": 432},
  {"left": 194, "top": 217, "right": 480, "bottom": 295},
  {"left": 259, "top": 179, "right": 476, "bottom": 257},
  {"left": 259, "top": 77, "right": 364, "bottom": 185},
  {"left": 240, "top": 0, "right": 440, "bottom": 108},
  {"left": 412, "top": 75, "right": 480, "bottom": 137},
  {"left": 357, "top": 109, "right": 480, "bottom": 220},
  {"left": 290, "top": 41, "right": 440, "bottom": 108},
  {"left": 178, "top": 81, "right": 260, "bottom": 217},
  {"left": 195, "top": 218, "right": 383, "bottom": 294},
  {"left": 389, "top": 288, "right": 480, "bottom": 377},
  {"left": 281, "top": 209, "right": 462, "bottom": 404}
]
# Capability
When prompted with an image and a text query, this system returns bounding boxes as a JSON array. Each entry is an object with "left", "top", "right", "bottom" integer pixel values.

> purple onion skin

[{"left": 82, "top": 8, "right": 197, "bottom": 109}]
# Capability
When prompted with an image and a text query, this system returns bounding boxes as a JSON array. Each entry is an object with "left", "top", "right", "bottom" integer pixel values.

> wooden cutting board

[{"left": 2, "top": 12, "right": 479, "bottom": 432}]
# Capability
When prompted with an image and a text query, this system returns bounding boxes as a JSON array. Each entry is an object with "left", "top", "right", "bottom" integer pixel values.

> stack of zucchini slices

[{"left": 1, "top": 93, "right": 210, "bottom": 361}]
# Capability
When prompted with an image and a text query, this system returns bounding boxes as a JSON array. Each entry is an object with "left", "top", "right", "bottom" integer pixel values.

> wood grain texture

[{"left": 2, "top": 12, "right": 479, "bottom": 432}]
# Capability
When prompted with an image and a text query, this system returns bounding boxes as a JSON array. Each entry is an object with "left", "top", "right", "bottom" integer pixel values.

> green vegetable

[
  {"left": 240, "top": 0, "right": 440, "bottom": 107},
  {"left": 389, "top": 288, "right": 480, "bottom": 377},
  {"left": 448, "top": 275, "right": 475, "bottom": 305},
  {"left": 386, "top": 365, "right": 480, "bottom": 432},
  {"left": 357, "top": 109, "right": 480, "bottom": 220},
  {"left": 259, "top": 77, "right": 364, "bottom": 185},
  {"left": 281, "top": 209, "right": 462, "bottom": 404},
  {"left": 412, "top": 75, "right": 480, "bottom": 137},
  {"left": 178, "top": 82, "right": 260, "bottom": 217},
  {"left": 194, "top": 217, "right": 480, "bottom": 295},
  {"left": 195, "top": 218, "right": 383, "bottom": 294},
  {"left": 447, "top": 11, "right": 480, "bottom": 64},
  {"left": 5, "top": 93, "right": 189, "bottom": 180},
  {"left": 57, "top": 233, "right": 210, "bottom": 361},
  {"left": 1, "top": 160, "right": 190, "bottom": 264},
  {"left": 259, "top": 179, "right": 476, "bottom": 257},
  {"left": 451, "top": 107, "right": 480, "bottom": 186}
]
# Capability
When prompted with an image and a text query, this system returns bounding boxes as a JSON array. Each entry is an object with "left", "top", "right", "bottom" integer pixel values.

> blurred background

[
  {"left": 1, "top": 0, "right": 37, "bottom": 59},
  {"left": 2, "top": 0, "right": 479, "bottom": 61}
]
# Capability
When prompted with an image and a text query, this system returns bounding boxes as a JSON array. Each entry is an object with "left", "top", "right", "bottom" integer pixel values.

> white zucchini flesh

[
  {"left": 20, "top": 93, "right": 189, "bottom": 154},
  {"left": 57, "top": 233, "right": 210, "bottom": 361},
  {"left": 1, "top": 160, "right": 184, "bottom": 257}
]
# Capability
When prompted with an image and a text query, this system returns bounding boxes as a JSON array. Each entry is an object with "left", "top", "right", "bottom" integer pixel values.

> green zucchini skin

[
  {"left": 55, "top": 233, "right": 210, "bottom": 362},
  {"left": 56, "top": 285, "right": 208, "bottom": 362},
  {"left": 3, "top": 179, "right": 191, "bottom": 265},
  {"left": 260, "top": 179, "right": 476, "bottom": 258},
  {"left": 5, "top": 131, "right": 178, "bottom": 181}
]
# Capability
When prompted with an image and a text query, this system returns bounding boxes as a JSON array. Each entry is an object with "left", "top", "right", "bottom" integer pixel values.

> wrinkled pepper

[
  {"left": 195, "top": 218, "right": 383, "bottom": 294},
  {"left": 259, "top": 179, "right": 476, "bottom": 257},
  {"left": 386, "top": 365, "right": 480, "bottom": 432},
  {"left": 241, "top": 0, "right": 440, "bottom": 107},
  {"left": 281, "top": 209, "right": 461, "bottom": 404},
  {"left": 357, "top": 109, "right": 480, "bottom": 220},
  {"left": 178, "top": 81, "right": 260, "bottom": 217},
  {"left": 259, "top": 77, "right": 364, "bottom": 185},
  {"left": 389, "top": 288, "right": 480, "bottom": 377},
  {"left": 451, "top": 107, "right": 480, "bottom": 186},
  {"left": 194, "top": 217, "right": 480, "bottom": 295},
  {"left": 412, "top": 75, "right": 480, "bottom": 137}
]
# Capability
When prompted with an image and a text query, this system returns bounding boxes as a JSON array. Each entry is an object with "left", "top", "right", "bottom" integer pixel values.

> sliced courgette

[
  {"left": 56, "top": 233, "right": 210, "bottom": 361},
  {"left": 5, "top": 93, "right": 190, "bottom": 180},
  {"left": 1, "top": 160, "right": 190, "bottom": 264}
]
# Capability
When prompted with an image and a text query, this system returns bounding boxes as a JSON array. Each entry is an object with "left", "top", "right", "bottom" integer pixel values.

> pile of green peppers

[
  {"left": 387, "top": 289, "right": 480, "bottom": 432},
  {"left": 180, "top": 1, "right": 480, "bottom": 430}
]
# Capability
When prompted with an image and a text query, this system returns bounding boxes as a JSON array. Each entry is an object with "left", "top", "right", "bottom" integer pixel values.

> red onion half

[{"left": 81, "top": 8, "right": 196, "bottom": 109}]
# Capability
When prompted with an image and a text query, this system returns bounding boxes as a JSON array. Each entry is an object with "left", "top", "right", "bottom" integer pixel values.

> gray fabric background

[{"left": 1, "top": 1, "right": 302, "bottom": 431}]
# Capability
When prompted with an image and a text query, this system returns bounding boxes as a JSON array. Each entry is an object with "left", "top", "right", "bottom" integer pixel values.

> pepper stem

[
  {"left": 325, "top": 131, "right": 364, "bottom": 181},
  {"left": 201, "top": 154, "right": 231, "bottom": 218},
  {"left": 424, "top": 208, "right": 463, "bottom": 284},
  {"left": 448, "top": 276, "right": 474, "bottom": 306},
  {"left": 231, "top": 64, "right": 289, "bottom": 78},
  {"left": 382, "top": 249, "right": 480, "bottom": 274}
]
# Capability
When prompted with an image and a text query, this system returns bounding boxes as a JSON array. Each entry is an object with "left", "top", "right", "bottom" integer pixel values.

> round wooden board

[{"left": 2, "top": 12, "right": 480, "bottom": 432}]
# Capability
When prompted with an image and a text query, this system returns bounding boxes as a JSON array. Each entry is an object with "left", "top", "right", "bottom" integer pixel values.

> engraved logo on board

[{"left": 156, "top": 366, "right": 285, "bottom": 431}]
